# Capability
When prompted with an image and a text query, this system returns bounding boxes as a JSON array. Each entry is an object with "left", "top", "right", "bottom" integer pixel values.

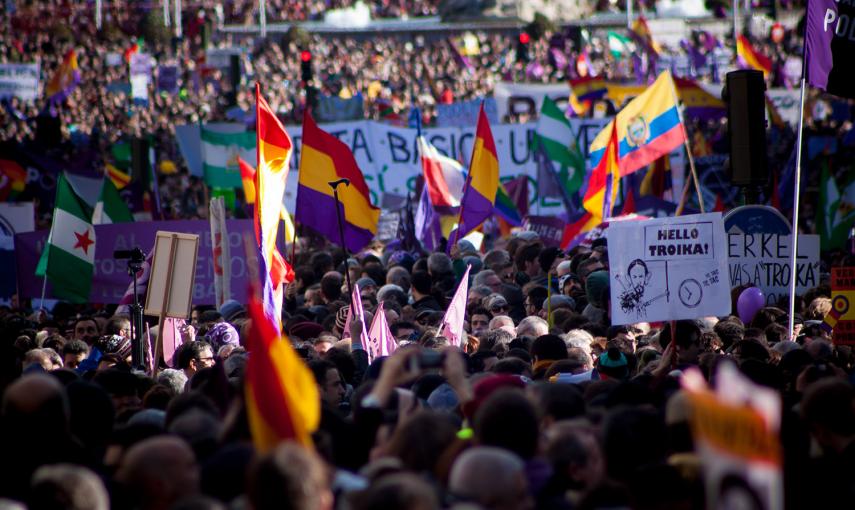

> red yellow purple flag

[
  {"left": 239, "top": 156, "right": 256, "bottom": 204},
  {"left": 245, "top": 296, "right": 320, "bottom": 452},
  {"left": 295, "top": 109, "right": 380, "bottom": 252},
  {"left": 451, "top": 103, "right": 499, "bottom": 246}
]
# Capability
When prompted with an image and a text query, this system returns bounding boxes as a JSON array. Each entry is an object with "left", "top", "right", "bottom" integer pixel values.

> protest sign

[
  {"left": 205, "top": 47, "right": 242, "bottom": 69},
  {"left": 522, "top": 216, "right": 565, "bottom": 247},
  {"left": 130, "top": 53, "right": 153, "bottom": 104},
  {"left": 824, "top": 267, "right": 855, "bottom": 345},
  {"left": 0, "top": 202, "right": 35, "bottom": 303},
  {"left": 157, "top": 65, "right": 179, "bottom": 94},
  {"left": 492, "top": 82, "right": 570, "bottom": 121},
  {"left": 683, "top": 362, "right": 783, "bottom": 510},
  {"left": 15, "top": 220, "right": 258, "bottom": 304},
  {"left": 436, "top": 98, "right": 498, "bottom": 127},
  {"left": 725, "top": 206, "right": 821, "bottom": 305},
  {"left": 766, "top": 89, "right": 801, "bottom": 128},
  {"left": 315, "top": 94, "right": 365, "bottom": 123},
  {"left": 0, "top": 63, "right": 39, "bottom": 101},
  {"left": 278, "top": 118, "right": 612, "bottom": 216},
  {"left": 607, "top": 212, "right": 730, "bottom": 325}
]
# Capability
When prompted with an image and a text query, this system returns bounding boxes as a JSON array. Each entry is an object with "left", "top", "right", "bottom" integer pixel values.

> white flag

[
  {"left": 367, "top": 301, "right": 398, "bottom": 363},
  {"left": 438, "top": 265, "right": 471, "bottom": 348}
]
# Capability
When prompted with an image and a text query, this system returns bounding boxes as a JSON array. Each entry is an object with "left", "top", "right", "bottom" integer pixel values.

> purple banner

[
  {"left": 522, "top": 215, "right": 566, "bottom": 247},
  {"left": 16, "top": 220, "right": 255, "bottom": 305},
  {"left": 806, "top": 0, "right": 855, "bottom": 99}
]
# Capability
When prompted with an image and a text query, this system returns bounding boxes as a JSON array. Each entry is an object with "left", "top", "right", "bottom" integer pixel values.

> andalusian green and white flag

[
  {"left": 93, "top": 178, "right": 134, "bottom": 224},
  {"left": 201, "top": 127, "right": 256, "bottom": 189},
  {"left": 35, "top": 173, "right": 96, "bottom": 303},
  {"left": 607, "top": 31, "right": 632, "bottom": 58},
  {"left": 535, "top": 96, "right": 585, "bottom": 208}
]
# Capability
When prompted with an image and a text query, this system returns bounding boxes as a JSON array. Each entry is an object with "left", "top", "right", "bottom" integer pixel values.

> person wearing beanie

[
  {"left": 597, "top": 347, "right": 629, "bottom": 380},
  {"left": 218, "top": 300, "right": 246, "bottom": 323}
]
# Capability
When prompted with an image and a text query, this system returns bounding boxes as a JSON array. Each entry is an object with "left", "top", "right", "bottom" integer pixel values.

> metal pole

[
  {"left": 787, "top": 77, "right": 807, "bottom": 340},
  {"left": 163, "top": 0, "right": 170, "bottom": 27},
  {"left": 329, "top": 179, "right": 353, "bottom": 297},
  {"left": 259, "top": 0, "right": 267, "bottom": 38},
  {"left": 627, "top": 0, "right": 633, "bottom": 30},
  {"left": 95, "top": 0, "right": 102, "bottom": 30},
  {"left": 175, "top": 0, "right": 182, "bottom": 39},
  {"left": 732, "top": 0, "right": 738, "bottom": 60}
]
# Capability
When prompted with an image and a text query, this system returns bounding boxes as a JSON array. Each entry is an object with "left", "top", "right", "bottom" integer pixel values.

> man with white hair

[
  {"left": 489, "top": 315, "right": 516, "bottom": 335},
  {"left": 517, "top": 316, "right": 549, "bottom": 339},
  {"left": 449, "top": 447, "right": 533, "bottom": 510},
  {"left": 556, "top": 260, "right": 573, "bottom": 277},
  {"left": 563, "top": 329, "right": 594, "bottom": 359}
]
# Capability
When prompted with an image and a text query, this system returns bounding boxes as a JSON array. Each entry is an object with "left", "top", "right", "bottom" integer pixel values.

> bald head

[
  {"left": 448, "top": 447, "right": 530, "bottom": 510},
  {"left": 116, "top": 436, "right": 199, "bottom": 510},
  {"left": 2, "top": 373, "right": 66, "bottom": 417}
]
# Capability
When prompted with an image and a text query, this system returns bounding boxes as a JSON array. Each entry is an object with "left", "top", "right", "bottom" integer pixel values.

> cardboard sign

[
  {"left": 683, "top": 362, "right": 783, "bottom": 510},
  {"left": 607, "top": 213, "right": 730, "bottom": 325},
  {"left": 144, "top": 231, "right": 199, "bottom": 319},
  {"left": 826, "top": 267, "right": 855, "bottom": 346}
]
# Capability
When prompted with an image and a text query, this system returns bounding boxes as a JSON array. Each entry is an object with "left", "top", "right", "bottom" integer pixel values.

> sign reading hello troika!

[{"left": 607, "top": 213, "right": 731, "bottom": 325}]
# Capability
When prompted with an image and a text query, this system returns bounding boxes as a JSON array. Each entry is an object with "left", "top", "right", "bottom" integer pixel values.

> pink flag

[
  {"left": 343, "top": 283, "right": 370, "bottom": 351},
  {"left": 438, "top": 265, "right": 471, "bottom": 348},
  {"left": 366, "top": 301, "right": 398, "bottom": 364},
  {"left": 161, "top": 317, "right": 185, "bottom": 368}
]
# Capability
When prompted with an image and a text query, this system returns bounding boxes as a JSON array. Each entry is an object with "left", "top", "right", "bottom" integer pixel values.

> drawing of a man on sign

[
  {"left": 615, "top": 259, "right": 668, "bottom": 319},
  {"left": 607, "top": 212, "right": 731, "bottom": 325}
]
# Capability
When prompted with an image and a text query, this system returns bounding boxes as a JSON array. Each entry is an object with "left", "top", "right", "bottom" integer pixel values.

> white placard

[
  {"left": 727, "top": 233, "right": 821, "bottom": 306},
  {"left": 144, "top": 231, "right": 199, "bottom": 319},
  {"left": 608, "top": 213, "right": 731, "bottom": 325},
  {"left": 0, "top": 63, "right": 39, "bottom": 101}
]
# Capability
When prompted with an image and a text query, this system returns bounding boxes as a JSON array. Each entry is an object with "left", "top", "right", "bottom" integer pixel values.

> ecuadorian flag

[
  {"left": 588, "top": 71, "right": 686, "bottom": 179},
  {"left": 295, "top": 110, "right": 380, "bottom": 253},
  {"left": 453, "top": 103, "right": 499, "bottom": 245}
]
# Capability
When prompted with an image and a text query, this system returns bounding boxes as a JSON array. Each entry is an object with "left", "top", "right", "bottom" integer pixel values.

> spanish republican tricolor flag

[
  {"left": 46, "top": 49, "right": 81, "bottom": 102},
  {"left": 588, "top": 71, "right": 686, "bottom": 179},
  {"left": 455, "top": 103, "right": 499, "bottom": 242},
  {"left": 583, "top": 122, "right": 621, "bottom": 218},
  {"left": 736, "top": 35, "right": 772, "bottom": 77},
  {"left": 244, "top": 296, "right": 320, "bottom": 452},
  {"left": 295, "top": 110, "right": 380, "bottom": 253},
  {"left": 255, "top": 84, "right": 294, "bottom": 329}
]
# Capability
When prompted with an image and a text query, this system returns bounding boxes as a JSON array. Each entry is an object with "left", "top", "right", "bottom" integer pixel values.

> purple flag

[
  {"left": 806, "top": 0, "right": 855, "bottom": 99},
  {"left": 414, "top": 185, "right": 443, "bottom": 252},
  {"left": 366, "top": 301, "right": 398, "bottom": 364}
]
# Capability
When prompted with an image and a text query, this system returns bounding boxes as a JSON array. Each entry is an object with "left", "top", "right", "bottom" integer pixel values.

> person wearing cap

[
  {"left": 356, "top": 277, "right": 378, "bottom": 299},
  {"left": 541, "top": 296, "right": 576, "bottom": 320},
  {"left": 484, "top": 294, "right": 510, "bottom": 318},
  {"left": 218, "top": 299, "right": 246, "bottom": 323}
]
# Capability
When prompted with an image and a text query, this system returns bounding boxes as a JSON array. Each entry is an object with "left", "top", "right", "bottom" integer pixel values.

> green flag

[
  {"left": 36, "top": 173, "right": 96, "bottom": 303},
  {"left": 201, "top": 127, "right": 256, "bottom": 188},
  {"left": 818, "top": 162, "right": 849, "bottom": 250},
  {"left": 608, "top": 31, "right": 632, "bottom": 58},
  {"left": 535, "top": 96, "right": 585, "bottom": 209},
  {"left": 93, "top": 178, "right": 134, "bottom": 224}
]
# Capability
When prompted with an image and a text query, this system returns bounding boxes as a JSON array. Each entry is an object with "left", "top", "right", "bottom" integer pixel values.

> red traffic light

[
  {"left": 300, "top": 50, "right": 312, "bottom": 62},
  {"left": 518, "top": 32, "right": 530, "bottom": 44}
]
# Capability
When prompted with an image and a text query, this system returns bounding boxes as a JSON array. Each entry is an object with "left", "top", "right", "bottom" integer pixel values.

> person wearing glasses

[{"left": 176, "top": 341, "right": 216, "bottom": 381}]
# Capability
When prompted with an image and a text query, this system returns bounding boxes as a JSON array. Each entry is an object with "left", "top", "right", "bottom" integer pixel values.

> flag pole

[
  {"left": 627, "top": 0, "right": 633, "bottom": 29},
  {"left": 668, "top": 73, "right": 705, "bottom": 214},
  {"left": 732, "top": 0, "right": 739, "bottom": 60},
  {"left": 786, "top": 77, "right": 807, "bottom": 340},
  {"left": 329, "top": 178, "right": 353, "bottom": 297},
  {"left": 39, "top": 274, "right": 48, "bottom": 312}
]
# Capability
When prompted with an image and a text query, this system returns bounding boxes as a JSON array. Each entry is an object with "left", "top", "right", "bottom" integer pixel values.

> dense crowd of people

[{"left": 2, "top": 235, "right": 855, "bottom": 509}]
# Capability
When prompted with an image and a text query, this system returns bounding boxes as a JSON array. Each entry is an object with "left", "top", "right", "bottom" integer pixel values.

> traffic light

[
  {"left": 300, "top": 50, "right": 313, "bottom": 83},
  {"left": 517, "top": 32, "right": 530, "bottom": 63}
]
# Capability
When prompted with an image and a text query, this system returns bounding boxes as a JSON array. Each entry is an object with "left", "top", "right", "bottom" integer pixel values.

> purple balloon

[{"left": 737, "top": 287, "right": 766, "bottom": 324}]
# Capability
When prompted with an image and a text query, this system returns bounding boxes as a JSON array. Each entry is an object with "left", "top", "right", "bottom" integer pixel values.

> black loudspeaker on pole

[{"left": 723, "top": 70, "right": 769, "bottom": 204}]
